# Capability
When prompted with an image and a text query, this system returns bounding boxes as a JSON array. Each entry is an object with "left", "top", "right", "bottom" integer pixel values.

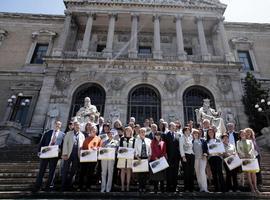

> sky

[{"left": 0, "top": 0, "right": 270, "bottom": 23}]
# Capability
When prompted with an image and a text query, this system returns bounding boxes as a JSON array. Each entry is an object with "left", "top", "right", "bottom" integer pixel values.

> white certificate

[
  {"left": 98, "top": 147, "right": 116, "bottom": 160},
  {"left": 132, "top": 159, "right": 149, "bottom": 173},
  {"left": 80, "top": 149, "right": 98, "bottom": 163},
  {"left": 117, "top": 147, "right": 135, "bottom": 160},
  {"left": 224, "top": 154, "right": 242, "bottom": 170},
  {"left": 241, "top": 159, "right": 260, "bottom": 172},
  {"left": 39, "top": 145, "right": 59, "bottom": 159},
  {"left": 208, "top": 142, "right": 225, "bottom": 154},
  {"left": 149, "top": 156, "right": 169, "bottom": 174}
]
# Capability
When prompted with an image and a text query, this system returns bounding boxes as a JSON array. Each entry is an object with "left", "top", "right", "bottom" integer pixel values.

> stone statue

[
  {"left": 109, "top": 106, "right": 120, "bottom": 124},
  {"left": 46, "top": 105, "right": 59, "bottom": 130},
  {"left": 75, "top": 97, "right": 100, "bottom": 126},
  {"left": 195, "top": 99, "right": 226, "bottom": 138},
  {"left": 224, "top": 108, "right": 236, "bottom": 125}
]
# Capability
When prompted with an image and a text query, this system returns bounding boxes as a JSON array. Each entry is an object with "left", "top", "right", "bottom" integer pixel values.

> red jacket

[{"left": 150, "top": 139, "right": 167, "bottom": 161}]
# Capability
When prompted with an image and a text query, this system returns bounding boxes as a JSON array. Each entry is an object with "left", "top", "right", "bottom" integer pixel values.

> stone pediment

[{"left": 64, "top": 0, "right": 226, "bottom": 9}]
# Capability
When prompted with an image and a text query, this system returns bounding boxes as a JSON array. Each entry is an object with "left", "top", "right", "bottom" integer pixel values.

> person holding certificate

[
  {"left": 179, "top": 127, "right": 195, "bottom": 192},
  {"left": 206, "top": 127, "right": 226, "bottom": 192},
  {"left": 192, "top": 129, "right": 208, "bottom": 193},
  {"left": 245, "top": 128, "right": 262, "bottom": 187},
  {"left": 150, "top": 131, "right": 167, "bottom": 193},
  {"left": 117, "top": 126, "right": 135, "bottom": 191},
  {"left": 33, "top": 121, "right": 65, "bottom": 192},
  {"left": 62, "top": 121, "right": 85, "bottom": 191},
  {"left": 222, "top": 134, "right": 239, "bottom": 192},
  {"left": 79, "top": 125, "right": 101, "bottom": 191},
  {"left": 134, "top": 128, "right": 152, "bottom": 193},
  {"left": 100, "top": 130, "right": 119, "bottom": 192},
  {"left": 237, "top": 129, "right": 260, "bottom": 194}
]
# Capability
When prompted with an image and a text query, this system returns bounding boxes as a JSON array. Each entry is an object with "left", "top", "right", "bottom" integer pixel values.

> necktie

[{"left": 51, "top": 131, "right": 57, "bottom": 146}]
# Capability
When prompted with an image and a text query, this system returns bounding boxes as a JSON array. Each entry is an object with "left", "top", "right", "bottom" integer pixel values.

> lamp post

[
  {"left": 3, "top": 93, "right": 30, "bottom": 125},
  {"left": 255, "top": 98, "right": 270, "bottom": 127}
]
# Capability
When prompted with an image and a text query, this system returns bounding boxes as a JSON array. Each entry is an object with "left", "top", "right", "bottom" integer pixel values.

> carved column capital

[
  {"left": 86, "top": 12, "right": 96, "bottom": 20},
  {"left": 152, "top": 14, "right": 161, "bottom": 22},
  {"left": 108, "top": 13, "right": 118, "bottom": 21},
  {"left": 64, "top": 10, "right": 72, "bottom": 16},
  {"left": 174, "top": 14, "right": 183, "bottom": 22},
  {"left": 195, "top": 15, "right": 203, "bottom": 23}
]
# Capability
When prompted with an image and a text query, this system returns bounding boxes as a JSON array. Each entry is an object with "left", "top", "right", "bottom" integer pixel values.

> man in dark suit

[
  {"left": 226, "top": 123, "right": 238, "bottom": 147},
  {"left": 146, "top": 123, "right": 158, "bottom": 140},
  {"left": 163, "top": 122, "right": 181, "bottom": 192},
  {"left": 96, "top": 116, "right": 104, "bottom": 136},
  {"left": 33, "top": 120, "right": 65, "bottom": 192}
]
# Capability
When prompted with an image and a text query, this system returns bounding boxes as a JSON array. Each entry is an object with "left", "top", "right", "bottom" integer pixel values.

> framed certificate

[
  {"left": 132, "top": 159, "right": 149, "bottom": 173},
  {"left": 149, "top": 156, "right": 169, "bottom": 174},
  {"left": 80, "top": 149, "right": 98, "bottom": 162},
  {"left": 208, "top": 142, "right": 225, "bottom": 154},
  {"left": 39, "top": 145, "right": 59, "bottom": 159},
  {"left": 98, "top": 147, "right": 116, "bottom": 160},
  {"left": 224, "top": 154, "right": 242, "bottom": 170},
  {"left": 241, "top": 159, "right": 260, "bottom": 172},
  {"left": 117, "top": 147, "right": 135, "bottom": 160}
]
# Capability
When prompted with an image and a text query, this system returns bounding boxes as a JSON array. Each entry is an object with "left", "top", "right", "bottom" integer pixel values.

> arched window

[
  {"left": 183, "top": 86, "right": 215, "bottom": 125},
  {"left": 127, "top": 85, "right": 161, "bottom": 125},
  {"left": 69, "top": 83, "right": 106, "bottom": 119}
]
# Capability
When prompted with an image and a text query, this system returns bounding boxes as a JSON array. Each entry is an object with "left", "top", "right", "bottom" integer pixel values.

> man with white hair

[
  {"left": 163, "top": 122, "right": 181, "bottom": 192},
  {"left": 226, "top": 122, "right": 238, "bottom": 147}
]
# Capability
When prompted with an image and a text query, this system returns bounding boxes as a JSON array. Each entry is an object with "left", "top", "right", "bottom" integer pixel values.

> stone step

[{"left": 1, "top": 191, "right": 270, "bottom": 199}]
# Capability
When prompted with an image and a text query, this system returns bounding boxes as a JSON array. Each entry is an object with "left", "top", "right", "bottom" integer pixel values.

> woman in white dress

[{"left": 117, "top": 126, "right": 135, "bottom": 191}]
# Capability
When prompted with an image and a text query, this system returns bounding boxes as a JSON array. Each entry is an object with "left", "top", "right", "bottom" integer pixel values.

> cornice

[
  {"left": 225, "top": 22, "right": 270, "bottom": 31},
  {"left": 0, "top": 12, "right": 64, "bottom": 21},
  {"left": 64, "top": 0, "right": 226, "bottom": 13}
]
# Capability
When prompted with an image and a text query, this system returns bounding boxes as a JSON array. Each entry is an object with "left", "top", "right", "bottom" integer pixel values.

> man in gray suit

[
  {"left": 33, "top": 121, "right": 65, "bottom": 192},
  {"left": 61, "top": 121, "right": 85, "bottom": 191}
]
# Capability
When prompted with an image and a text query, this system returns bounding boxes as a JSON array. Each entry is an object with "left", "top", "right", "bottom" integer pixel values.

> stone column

[
  {"left": 78, "top": 12, "right": 95, "bottom": 57},
  {"left": 29, "top": 71, "right": 57, "bottom": 133},
  {"left": 153, "top": 14, "right": 162, "bottom": 59},
  {"left": 217, "top": 17, "right": 235, "bottom": 62},
  {"left": 103, "top": 13, "right": 117, "bottom": 58},
  {"left": 195, "top": 16, "right": 211, "bottom": 61},
  {"left": 128, "top": 13, "right": 139, "bottom": 58},
  {"left": 174, "top": 15, "right": 187, "bottom": 60},
  {"left": 53, "top": 11, "right": 72, "bottom": 57}
]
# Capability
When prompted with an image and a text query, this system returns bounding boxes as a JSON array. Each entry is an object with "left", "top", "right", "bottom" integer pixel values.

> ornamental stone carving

[
  {"left": 55, "top": 71, "right": 72, "bottom": 91},
  {"left": 217, "top": 75, "right": 231, "bottom": 94},
  {"left": 108, "top": 77, "right": 126, "bottom": 90},
  {"left": 164, "top": 75, "right": 179, "bottom": 93}
]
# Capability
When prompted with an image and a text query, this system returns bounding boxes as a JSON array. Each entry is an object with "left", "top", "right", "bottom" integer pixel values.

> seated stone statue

[
  {"left": 75, "top": 97, "right": 100, "bottom": 127},
  {"left": 195, "top": 99, "right": 226, "bottom": 138}
]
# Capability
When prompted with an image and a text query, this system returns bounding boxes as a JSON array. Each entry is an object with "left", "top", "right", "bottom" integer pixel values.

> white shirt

[
  {"left": 228, "top": 132, "right": 236, "bottom": 146},
  {"left": 179, "top": 134, "right": 194, "bottom": 157}
]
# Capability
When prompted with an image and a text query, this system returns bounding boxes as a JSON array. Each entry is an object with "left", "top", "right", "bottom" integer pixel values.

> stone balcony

[{"left": 60, "top": 50, "right": 225, "bottom": 62}]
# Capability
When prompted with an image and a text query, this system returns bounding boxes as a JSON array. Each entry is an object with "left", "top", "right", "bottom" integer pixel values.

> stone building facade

[{"left": 0, "top": 0, "right": 270, "bottom": 145}]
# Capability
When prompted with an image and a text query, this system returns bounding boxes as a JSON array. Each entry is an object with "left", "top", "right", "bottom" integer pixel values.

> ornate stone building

[{"left": 0, "top": 0, "right": 270, "bottom": 145}]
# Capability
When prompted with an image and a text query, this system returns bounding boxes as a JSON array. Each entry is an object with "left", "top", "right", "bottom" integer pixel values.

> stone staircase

[{"left": 0, "top": 145, "right": 270, "bottom": 199}]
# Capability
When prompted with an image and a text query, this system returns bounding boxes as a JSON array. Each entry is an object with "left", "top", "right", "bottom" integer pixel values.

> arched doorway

[
  {"left": 183, "top": 86, "right": 215, "bottom": 125},
  {"left": 69, "top": 83, "right": 106, "bottom": 119},
  {"left": 127, "top": 84, "right": 161, "bottom": 125}
]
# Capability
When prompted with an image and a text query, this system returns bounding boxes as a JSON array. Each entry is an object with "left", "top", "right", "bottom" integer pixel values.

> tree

[{"left": 242, "top": 72, "right": 269, "bottom": 134}]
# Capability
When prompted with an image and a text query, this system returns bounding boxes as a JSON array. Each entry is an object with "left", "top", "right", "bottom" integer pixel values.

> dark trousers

[
  {"left": 182, "top": 154, "right": 195, "bottom": 192},
  {"left": 61, "top": 153, "right": 79, "bottom": 190},
  {"left": 35, "top": 158, "right": 58, "bottom": 189},
  {"left": 208, "top": 156, "right": 226, "bottom": 192},
  {"left": 79, "top": 162, "right": 97, "bottom": 189},
  {"left": 153, "top": 181, "right": 164, "bottom": 192},
  {"left": 256, "top": 155, "right": 262, "bottom": 185},
  {"left": 224, "top": 163, "right": 238, "bottom": 191},
  {"left": 138, "top": 172, "right": 148, "bottom": 190},
  {"left": 166, "top": 159, "right": 180, "bottom": 192}
]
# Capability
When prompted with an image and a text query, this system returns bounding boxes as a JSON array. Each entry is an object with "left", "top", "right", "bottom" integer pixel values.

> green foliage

[{"left": 242, "top": 72, "right": 269, "bottom": 134}]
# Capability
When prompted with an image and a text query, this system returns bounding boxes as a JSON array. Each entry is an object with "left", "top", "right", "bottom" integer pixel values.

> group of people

[{"left": 33, "top": 116, "right": 262, "bottom": 194}]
